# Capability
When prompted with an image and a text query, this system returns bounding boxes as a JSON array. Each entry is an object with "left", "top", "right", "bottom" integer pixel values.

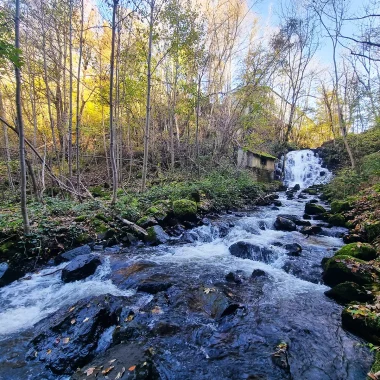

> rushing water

[{"left": 0, "top": 150, "right": 373, "bottom": 380}]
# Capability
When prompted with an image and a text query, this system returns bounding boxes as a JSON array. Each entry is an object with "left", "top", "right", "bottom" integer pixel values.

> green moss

[
  {"left": 334, "top": 243, "right": 377, "bottom": 261},
  {"left": 305, "top": 203, "right": 326, "bottom": 215},
  {"left": 330, "top": 200, "right": 351, "bottom": 214},
  {"left": 146, "top": 205, "right": 167, "bottom": 219},
  {"left": 74, "top": 215, "right": 86, "bottom": 222},
  {"left": 173, "top": 199, "right": 197, "bottom": 217},
  {"left": 323, "top": 255, "right": 377, "bottom": 286},
  {"left": 371, "top": 350, "right": 380, "bottom": 375},
  {"left": 325, "top": 281, "right": 374, "bottom": 303},
  {"left": 328, "top": 213, "right": 346, "bottom": 227},
  {"left": 95, "top": 213, "right": 110, "bottom": 222},
  {"left": 137, "top": 215, "right": 156, "bottom": 227},
  {"left": 0, "top": 240, "right": 15, "bottom": 254},
  {"left": 75, "top": 233, "right": 90, "bottom": 244}
]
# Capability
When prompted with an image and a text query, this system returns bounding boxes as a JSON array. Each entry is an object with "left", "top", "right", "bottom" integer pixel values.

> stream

[{"left": 0, "top": 150, "right": 373, "bottom": 379}]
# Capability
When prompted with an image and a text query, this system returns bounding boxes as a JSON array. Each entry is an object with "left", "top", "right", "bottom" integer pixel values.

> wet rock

[
  {"left": 251, "top": 269, "right": 267, "bottom": 278},
  {"left": 27, "top": 294, "right": 124, "bottom": 375},
  {"left": 274, "top": 216, "right": 297, "bottom": 231},
  {"left": 343, "top": 234, "right": 363, "bottom": 244},
  {"left": 225, "top": 271, "right": 243, "bottom": 284},
  {"left": 271, "top": 342, "right": 290, "bottom": 373},
  {"left": 322, "top": 255, "right": 378, "bottom": 287},
  {"left": 136, "top": 216, "right": 157, "bottom": 228},
  {"left": 325, "top": 282, "right": 374, "bottom": 304},
  {"left": 181, "top": 230, "right": 199, "bottom": 243},
  {"left": 300, "top": 225, "right": 322, "bottom": 235},
  {"left": 278, "top": 214, "right": 311, "bottom": 226},
  {"left": 137, "top": 281, "right": 173, "bottom": 294},
  {"left": 334, "top": 243, "right": 377, "bottom": 261},
  {"left": 272, "top": 242, "right": 283, "bottom": 247},
  {"left": 365, "top": 221, "right": 380, "bottom": 242},
  {"left": 0, "top": 262, "right": 24, "bottom": 287},
  {"left": 271, "top": 206, "right": 280, "bottom": 211},
  {"left": 145, "top": 225, "right": 170, "bottom": 245},
  {"left": 54, "top": 245, "right": 91, "bottom": 265},
  {"left": 298, "top": 194, "right": 307, "bottom": 199},
  {"left": 303, "top": 214, "right": 311, "bottom": 220},
  {"left": 61, "top": 254, "right": 101, "bottom": 283},
  {"left": 229, "top": 241, "right": 275, "bottom": 263},
  {"left": 293, "top": 184, "right": 301, "bottom": 191},
  {"left": 330, "top": 200, "right": 351, "bottom": 214},
  {"left": 214, "top": 221, "right": 230, "bottom": 237},
  {"left": 304, "top": 203, "right": 326, "bottom": 215},
  {"left": 72, "top": 344, "right": 160, "bottom": 380},
  {"left": 284, "top": 243, "right": 302, "bottom": 256},
  {"left": 273, "top": 200, "right": 283, "bottom": 207}
]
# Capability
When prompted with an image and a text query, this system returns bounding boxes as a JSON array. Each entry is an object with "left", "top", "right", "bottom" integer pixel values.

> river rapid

[{"left": 0, "top": 150, "right": 373, "bottom": 379}]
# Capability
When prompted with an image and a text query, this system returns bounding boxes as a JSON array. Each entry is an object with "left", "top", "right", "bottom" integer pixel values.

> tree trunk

[
  {"left": 15, "top": 0, "right": 30, "bottom": 234},
  {"left": 68, "top": 0, "right": 73, "bottom": 177},
  {"left": 141, "top": 0, "right": 155, "bottom": 192}
]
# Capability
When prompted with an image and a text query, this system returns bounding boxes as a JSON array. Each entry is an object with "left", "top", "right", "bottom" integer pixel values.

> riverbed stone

[
  {"left": 304, "top": 203, "right": 326, "bottom": 215},
  {"left": 229, "top": 241, "right": 275, "bottom": 263},
  {"left": 172, "top": 199, "right": 197, "bottom": 219},
  {"left": 334, "top": 243, "right": 377, "bottom": 261},
  {"left": 54, "top": 245, "right": 92, "bottom": 265},
  {"left": 274, "top": 216, "right": 297, "bottom": 231},
  {"left": 27, "top": 294, "right": 125, "bottom": 375},
  {"left": 330, "top": 200, "right": 351, "bottom": 214},
  {"left": 0, "top": 262, "right": 24, "bottom": 287},
  {"left": 328, "top": 213, "right": 346, "bottom": 227},
  {"left": 324, "top": 281, "right": 374, "bottom": 304},
  {"left": 61, "top": 254, "right": 101, "bottom": 283},
  {"left": 278, "top": 214, "right": 311, "bottom": 226},
  {"left": 300, "top": 225, "right": 322, "bottom": 235},
  {"left": 322, "top": 255, "right": 378, "bottom": 287},
  {"left": 284, "top": 243, "right": 302, "bottom": 256},
  {"left": 145, "top": 225, "right": 170, "bottom": 245}
]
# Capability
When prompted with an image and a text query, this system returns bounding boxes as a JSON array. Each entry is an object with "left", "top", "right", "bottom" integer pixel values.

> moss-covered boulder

[
  {"left": 304, "top": 203, "right": 326, "bottom": 215},
  {"left": 334, "top": 243, "right": 377, "bottom": 261},
  {"left": 342, "top": 304, "right": 380, "bottom": 345},
  {"left": 303, "top": 188, "right": 318, "bottom": 195},
  {"left": 365, "top": 221, "right": 380, "bottom": 242},
  {"left": 322, "top": 255, "right": 378, "bottom": 287},
  {"left": 324, "top": 281, "right": 374, "bottom": 304},
  {"left": 330, "top": 200, "right": 351, "bottom": 214},
  {"left": 173, "top": 199, "right": 197, "bottom": 219},
  {"left": 328, "top": 213, "right": 346, "bottom": 227},
  {"left": 136, "top": 215, "right": 157, "bottom": 228},
  {"left": 145, "top": 225, "right": 170, "bottom": 245}
]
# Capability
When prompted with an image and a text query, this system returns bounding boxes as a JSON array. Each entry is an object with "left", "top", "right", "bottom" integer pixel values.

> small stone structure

[{"left": 237, "top": 147, "right": 276, "bottom": 181}]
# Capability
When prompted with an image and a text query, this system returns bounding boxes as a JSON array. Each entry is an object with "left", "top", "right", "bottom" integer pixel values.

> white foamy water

[
  {"left": 0, "top": 257, "right": 133, "bottom": 337},
  {"left": 284, "top": 149, "right": 332, "bottom": 188}
]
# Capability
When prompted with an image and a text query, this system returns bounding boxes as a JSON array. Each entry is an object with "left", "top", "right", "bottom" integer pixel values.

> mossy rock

[
  {"left": 328, "top": 213, "right": 346, "bottom": 227},
  {"left": 136, "top": 216, "right": 157, "bottom": 228},
  {"left": 323, "top": 255, "right": 378, "bottom": 287},
  {"left": 342, "top": 305, "right": 380, "bottom": 345},
  {"left": 0, "top": 240, "right": 16, "bottom": 255},
  {"left": 334, "top": 243, "right": 377, "bottom": 261},
  {"left": 304, "top": 203, "right": 326, "bottom": 215},
  {"left": 75, "top": 215, "right": 87, "bottom": 223},
  {"left": 330, "top": 200, "right": 351, "bottom": 214},
  {"left": 146, "top": 206, "right": 167, "bottom": 220},
  {"left": 75, "top": 233, "right": 91, "bottom": 244},
  {"left": 303, "top": 188, "right": 318, "bottom": 195},
  {"left": 324, "top": 281, "right": 374, "bottom": 304},
  {"left": 370, "top": 350, "right": 380, "bottom": 376},
  {"left": 365, "top": 221, "right": 380, "bottom": 242},
  {"left": 146, "top": 225, "right": 169, "bottom": 245},
  {"left": 172, "top": 199, "right": 197, "bottom": 218}
]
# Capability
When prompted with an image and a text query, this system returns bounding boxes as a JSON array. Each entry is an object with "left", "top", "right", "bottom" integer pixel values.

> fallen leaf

[
  {"left": 85, "top": 367, "right": 96, "bottom": 376},
  {"left": 34, "top": 351, "right": 38, "bottom": 358},
  {"left": 151, "top": 306, "right": 162, "bottom": 314},
  {"left": 69, "top": 306, "right": 76, "bottom": 313},
  {"left": 47, "top": 349, "right": 52, "bottom": 355},
  {"left": 83, "top": 317, "right": 89, "bottom": 323},
  {"left": 128, "top": 365, "right": 136, "bottom": 371},
  {"left": 115, "top": 367, "right": 125, "bottom": 379},
  {"left": 109, "top": 359, "right": 116, "bottom": 364},
  {"left": 125, "top": 314, "right": 134, "bottom": 322},
  {"left": 102, "top": 366, "right": 114, "bottom": 375},
  {"left": 71, "top": 319, "right": 76, "bottom": 325},
  {"left": 62, "top": 337, "right": 70, "bottom": 344}
]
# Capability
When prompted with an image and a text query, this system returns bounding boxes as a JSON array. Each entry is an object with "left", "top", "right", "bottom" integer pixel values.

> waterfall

[{"left": 284, "top": 149, "right": 332, "bottom": 189}]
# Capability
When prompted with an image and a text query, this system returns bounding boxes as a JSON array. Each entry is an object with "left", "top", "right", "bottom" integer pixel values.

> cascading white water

[{"left": 284, "top": 149, "right": 332, "bottom": 189}]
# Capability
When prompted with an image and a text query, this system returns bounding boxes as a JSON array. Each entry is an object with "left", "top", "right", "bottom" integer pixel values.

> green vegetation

[{"left": 334, "top": 243, "right": 377, "bottom": 261}]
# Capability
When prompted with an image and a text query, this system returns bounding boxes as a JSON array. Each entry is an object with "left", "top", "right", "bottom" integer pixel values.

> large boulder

[
  {"left": 300, "top": 225, "right": 322, "bottom": 235},
  {"left": 27, "top": 294, "right": 125, "bottom": 375},
  {"left": 365, "top": 221, "right": 380, "bottom": 242},
  {"left": 274, "top": 216, "right": 297, "bottom": 231},
  {"left": 54, "top": 245, "right": 92, "bottom": 265},
  {"left": 322, "top": 255, "right": 378, "bottom": 287},
  {"left": 229, "top": 241, "right": 275, "bottom": 263},
  {"left": 328, "top": 213, "right": 346, "bottom": 227},
  {"left": 61, "top": 254, "right": 101, "bottom": 283},
  {"left": 278, "top": 214, "right": 311, "bottom": 226},
  {"left": 145, "top": 225, "right": 170, "bottom": 245},
  {"left": 172, "top": 199, "right": 197, "bottom": 220},
  {"left": 334, "top": 243, "right": 377, "bottom": 261},
  {"left": 330, "top": 200, "right": 351, "bottom": 214},
  {"left": 304, "top": 203, "right": 326, "bottom": 215},
  {"left": 325, "top": 281, "right": 374, "bottom": 304}
]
